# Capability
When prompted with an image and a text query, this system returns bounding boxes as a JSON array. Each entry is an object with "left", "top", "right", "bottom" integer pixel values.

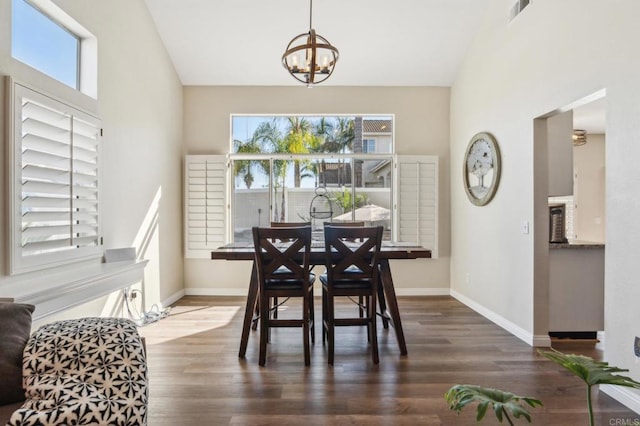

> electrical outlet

[{"left": 635, "top": 336, "right": 640, "bottom": 357}]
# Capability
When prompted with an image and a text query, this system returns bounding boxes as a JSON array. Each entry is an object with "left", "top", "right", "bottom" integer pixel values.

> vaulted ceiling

[
  {"left": 144, "top": 0, "right": 493, "bottom": 87},
  {"left": 144, "top": 0, "right": 606, "bottom": 132}
]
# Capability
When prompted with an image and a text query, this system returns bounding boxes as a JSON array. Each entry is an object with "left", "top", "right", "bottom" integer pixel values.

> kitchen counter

[
  {"left": 549, "top": 242, "right": 604, "bottom": 332},
  {"left": 549, "top": 239, "right": 604, "bottom": 249}
]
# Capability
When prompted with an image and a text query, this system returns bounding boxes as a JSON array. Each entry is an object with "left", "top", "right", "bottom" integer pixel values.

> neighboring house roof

[
  {"left": 363, "top": 120, "right": 393, "bottom": 134},
  {"left": 370, "top": 160, "right": 391, "bottom": 174}
]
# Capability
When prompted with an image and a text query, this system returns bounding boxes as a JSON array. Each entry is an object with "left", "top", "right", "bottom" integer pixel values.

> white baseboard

[
  {"left": 185, "top": 287, "right": 451, "bottom": 297},
  {"left": 162, "top": 289, "right": 185, "bottom": 308},
  {"left": 394, "top": 287, "right": 450, "bottom": 296},
  {"left": 601, "top": 385, "right": 640, "bottom": 415},
  {"left": 450, "top": 289, "right": 550, "bottom": 347},
  {"left": 185, "top": 288, "right": 247, "bottom": 296},
  {"left": 596, "top": 331, "right": 606, "bottom": 351}
]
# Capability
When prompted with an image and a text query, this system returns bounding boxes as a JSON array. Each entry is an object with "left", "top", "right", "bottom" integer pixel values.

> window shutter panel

[
  {"left": 10, "top": 80, "right": 102, "bottom": 274},
  {"left": 395, "top": 155, "right": 438, "bottom": 258},
  {"left": 185, "top": 155, "right": 227, "bottom": 258}
]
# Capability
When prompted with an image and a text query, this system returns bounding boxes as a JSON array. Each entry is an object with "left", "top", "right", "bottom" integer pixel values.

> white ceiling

[
  {"left": 144, "top": 0, "right": 494, "bottom": 87},
  {"left": 144, "top": 0, "right": 607, "bottom": 132}
]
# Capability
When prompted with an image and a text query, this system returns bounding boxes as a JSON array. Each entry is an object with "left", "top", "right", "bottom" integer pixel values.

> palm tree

[
  {"left": 309, "top": 117, "right": 336, "bottom": 187},
  {"left": 234, "top": 119, "right": 285, "bottom": 221},
  {"left": 333, "top": 117, "right": 355, "bottom": 186},
  {"left": 232, "top": 139, "right": 261, "bottom": 189},
  {"left": 314, "top": 117, "right": 334, "bottom": 147},
  {"left": 283, "top": 116, "right": 315, "bottom": 188},
  {"left": 334, "top": 117, "right": 355, "bottom": 153}
]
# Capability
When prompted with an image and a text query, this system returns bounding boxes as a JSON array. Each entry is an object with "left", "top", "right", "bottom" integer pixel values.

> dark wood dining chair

[
  {"left": 252, "top": 226, "right": 315, "bottom": 366},
  {"left": 324, "top": 221, "right": 367, "bottom": 318},
  {"left": 322, "top": 221, "right": 388, "bottom": 329},
  {"left": 321, "top": 225, "right": 383, "bottom": 365},
  {"left": 268, "top": 222, "right": 312, "bottom": 320}
]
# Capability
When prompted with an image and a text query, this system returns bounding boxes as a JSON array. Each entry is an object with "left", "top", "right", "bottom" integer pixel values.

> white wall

[
  {"left": 0, "top": 0, "right": 184, "bottom": 320},
  {"left": 183, "top": 86, "right": 451, "bottom": 295},
  {"left": 451, "top": 0, "right": 640, "bottom": 410}
]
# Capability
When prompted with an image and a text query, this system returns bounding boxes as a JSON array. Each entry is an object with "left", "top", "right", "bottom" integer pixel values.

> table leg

[
  {"left": 239, "top": 262, "right": 259, "bottom": 358},
  {"left": 379, "top": 259, "right": 407, "bottom": 355}
]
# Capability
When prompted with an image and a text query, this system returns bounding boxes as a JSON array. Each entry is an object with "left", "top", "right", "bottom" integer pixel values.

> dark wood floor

[{"left": 139, "top": 296, "right": 637, "bottom": 425}]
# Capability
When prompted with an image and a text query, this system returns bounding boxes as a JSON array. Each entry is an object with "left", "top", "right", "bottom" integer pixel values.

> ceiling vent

[{"left": 509, "top": 0, "right": 530, "bottom": 22}]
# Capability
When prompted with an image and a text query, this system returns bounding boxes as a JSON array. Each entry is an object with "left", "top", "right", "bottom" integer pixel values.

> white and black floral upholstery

[{"left": 8, "top": 317, "right": 148, "bottom": 426}]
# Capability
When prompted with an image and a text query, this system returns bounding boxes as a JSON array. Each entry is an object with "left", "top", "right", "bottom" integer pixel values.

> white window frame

[
  {"left": 184, "top": 154, "right": 439, "bottom": 259},
  {"left": 11, "top": 0, "right": 98, "bottom": 98},
  {"left": 7, "top": 77, "right": 102, "bottom": 274}
]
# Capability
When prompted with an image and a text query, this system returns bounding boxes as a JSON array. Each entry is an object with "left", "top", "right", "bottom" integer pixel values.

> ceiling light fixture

[
  {"left": 282, "top": 0, "right": 339, "bottom": 87},
  {"left": 572, "top": 129, "right": 587, "bottom": 146}
]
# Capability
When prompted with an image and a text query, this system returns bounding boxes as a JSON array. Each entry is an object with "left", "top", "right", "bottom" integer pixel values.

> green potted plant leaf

[
  {"left": 538, "top": 348, "right": 640, "bottom": 426},
  {"left": 444, "top": 384, "right": 542, "bottom": 425}
]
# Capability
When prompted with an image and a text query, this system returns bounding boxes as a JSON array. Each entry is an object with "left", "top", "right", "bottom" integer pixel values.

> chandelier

[
  {"left": 572, "top": 129, "right": 587, "bottom": 146},
  {"left": 282, "top": 0, "right": 339, "bottom": 86}
]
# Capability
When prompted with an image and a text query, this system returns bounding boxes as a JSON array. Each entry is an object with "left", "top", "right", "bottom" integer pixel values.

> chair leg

[
  {"left": 273, "top": 296, "right": 278, "bottom": 319},
  {"left": 322, "top": 287, "right": 327, "bottom": 345},
  {"left": 252, "top": 293, "right": 260, "bottom": 331},
  {"left": 309, "top": 287, "right": 315, "bottom": 344},
  {"left": 259, "top": 291, "right": 269, "bottom": 366},
  {"left": 370, "top": 292, "right": 379, "bottom": 364},
  {"left": 359, "top": 295, "right": 365, "bottom": 318},
  {"left": 366, "top": 295, "right": 371, "bottom": 343},
  {"left": 377, "top": 283, "right": 389, "bottom": 329},
  {"left": 327, "top": 292, "right": 335, "bottom": 366},
  {"left": 303, "top": 295, "right": 310, "bottom": 366}
]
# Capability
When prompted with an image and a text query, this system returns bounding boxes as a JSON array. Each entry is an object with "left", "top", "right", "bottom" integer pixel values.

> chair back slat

[
  {"left": 253, "top": 226, "right": 312, "bottom": 286},
  {"left": 323, "top": 226, "right": 383, "bottom": 282}
]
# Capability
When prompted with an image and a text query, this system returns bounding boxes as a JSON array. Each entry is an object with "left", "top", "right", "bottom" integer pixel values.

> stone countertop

[{"left": 549, "top": 240, "right": 605, "bottom": 249}]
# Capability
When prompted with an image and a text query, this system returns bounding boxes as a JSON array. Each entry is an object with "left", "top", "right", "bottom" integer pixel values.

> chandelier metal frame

[{"left": 282, "top": 0, "right": 339, "bottom": 86}]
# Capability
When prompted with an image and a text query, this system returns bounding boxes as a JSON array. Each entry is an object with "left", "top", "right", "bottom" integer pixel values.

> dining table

[{"left": 211, "top": 240, "right": 431, "bottom": 358}]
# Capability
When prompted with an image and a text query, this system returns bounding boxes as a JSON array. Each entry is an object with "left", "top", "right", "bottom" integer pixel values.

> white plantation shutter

[
  {"left": 9, "top": 80, "right": 102, "bottom": 274},
  {"left": 395, "top": 155, "right": 438, "bottom": 258},
  {"left": 184, "top": 155, "right": 227, "bottom": 258}
]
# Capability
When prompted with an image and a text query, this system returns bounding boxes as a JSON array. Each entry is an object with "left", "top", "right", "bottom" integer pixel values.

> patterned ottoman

[{"left": 8, "top": 317, "right": 148, "bottom": 426}]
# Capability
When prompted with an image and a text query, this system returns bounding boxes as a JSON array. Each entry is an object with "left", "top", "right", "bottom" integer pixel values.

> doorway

[{"left": 532, "top": 90, "right": 606, "bottom": 347}]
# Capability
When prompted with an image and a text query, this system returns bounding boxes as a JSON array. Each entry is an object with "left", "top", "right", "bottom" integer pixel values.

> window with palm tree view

[{"left": 231, "top": 115, "right": 394, "bottom": 242}]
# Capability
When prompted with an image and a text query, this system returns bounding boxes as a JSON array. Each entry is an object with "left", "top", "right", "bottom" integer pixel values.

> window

[
  {"left": 183, "top": 115, "right": 438, "bottom": 259},
  {"left": 12, "top": 0, "right": 79, "bottom": 89},
  {"left": 229, "top": 116, "right": 395, "bottom": 242},
  {"left": 363, "top": 139, "right": 376, "bottom": 153},
  {"left": 10, "top": 0, "right": 98, "bottom": 97},
  {"left": 8, "top": 79, "right": 102, "bottom": 274}
]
